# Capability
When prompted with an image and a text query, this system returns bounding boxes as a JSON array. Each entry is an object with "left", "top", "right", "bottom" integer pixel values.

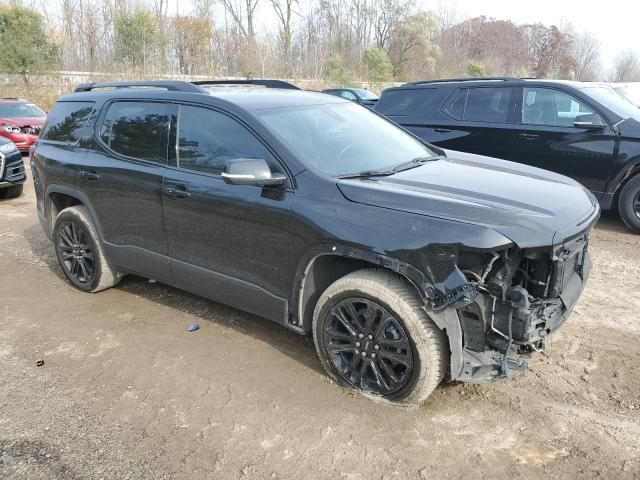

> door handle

[
  {"left": 80, "top": 171, "right": 99, "bottom": 181},
  {"left": 164, "top": 186, "right": 191, "bottom": 198},
  {"left": 434, "top": 128, "right": 453, "bottom": 133},
  {"left": 519, "top": 133, "right": 539, "bottom": 140}
]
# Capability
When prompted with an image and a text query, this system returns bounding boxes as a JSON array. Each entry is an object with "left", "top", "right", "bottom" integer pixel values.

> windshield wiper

[
  {"left": 390, "top": 155, "right": 440, "bottom": 173},
  {"left": 337, "top": 156, "right": 440, "bottom": 180},
  {"left": 337, "top": 169, "right": 395, "bottom": 179}
]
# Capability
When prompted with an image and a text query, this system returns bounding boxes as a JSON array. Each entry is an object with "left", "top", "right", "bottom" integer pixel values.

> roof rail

[
  {"left": 74, "top": 81, "right": 207, "bottom": 93},
  {"left": 192, "top": 79, "right": 300, "bottom": 90},
  {"left": 404, "top": 77, "right": 523, "bottom": 86}
]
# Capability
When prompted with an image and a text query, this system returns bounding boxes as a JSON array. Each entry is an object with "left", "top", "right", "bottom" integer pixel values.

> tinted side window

[
  {"left": 446, "top": 87, "right": 513, "bottom": 123},
  {"left": 339, "top": 90, "right": 357, "bottom": 101},
  {"left": 177, "top": 105, "right": 273, "bottom": 175},
  {"left": 100, "top": 101, "right": 167, "bottom": 163},
  {"left": 522, "top": 87, "right": 595, "bottom": 127},
  {"left": 377, "top": 88, "right": 438, "bottom": 117},
  {"left": 41, "top": 101, "right": 95, "bottom": 143}
]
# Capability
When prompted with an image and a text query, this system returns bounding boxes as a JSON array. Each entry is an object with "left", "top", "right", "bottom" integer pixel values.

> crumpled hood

[
  {"left": 337, "top": 150, "right": 599, "bottom": 248},
  {"left": 0, "top": 116, "right": 45, "bottom": 127}
]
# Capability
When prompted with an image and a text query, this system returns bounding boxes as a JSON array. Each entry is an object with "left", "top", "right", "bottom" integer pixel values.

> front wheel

[
  {"left": 619, "top": 175, "right": 640, "bottom": 234},
  {"left": 313, "top": 269, "right": 448, "bottom": 405},
  {"left": 0, "top": 184, "right": 23, "bottom": 199}
]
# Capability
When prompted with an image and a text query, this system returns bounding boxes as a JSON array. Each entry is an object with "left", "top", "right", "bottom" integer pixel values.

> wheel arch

[
  {"left": 293, "top": 246, "right": 426, "bottom": 334},
  {"left": 44, "top": 185, "right": 105, "bottom": 241},
  {"left": 613, "top": 164, "right": 640, "bottom": 211}
]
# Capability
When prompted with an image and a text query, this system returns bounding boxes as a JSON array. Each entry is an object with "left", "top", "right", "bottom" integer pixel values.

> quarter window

[
  {"left": 446, "top": 87, "right": 513, "bottom": 123},
  {"left": 41, "top": 101, "right": 95, "bottom": 144},
  {"left": 522, "top": 88, "right": 595, "bottom": 127},
  {"left": 176, "top": 105, "right": 273, "bottom": 175},
  {"left": 99, "top": 101, "right": 167, "bottom": 163}
]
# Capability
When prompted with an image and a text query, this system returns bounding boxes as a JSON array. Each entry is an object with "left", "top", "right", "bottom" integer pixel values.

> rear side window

[
  {"left": 99, "top": 101, "right": 167, "bottom": 163},
  {"left": 446, "top": 87, "right": 514, "bottom": 123},
  {"left": 176, "top": 105, "right": 274, "bottom": 175},
  {"left": 41, "top": 101, "right": 95, "bottom": 143},
  {"left": 376, "top": 88, "right": 437, "bottom": 116}
]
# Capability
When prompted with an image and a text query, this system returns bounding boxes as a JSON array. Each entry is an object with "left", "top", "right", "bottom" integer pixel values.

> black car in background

[
  {"left": 0, "top": 136, "right": 26, "bottom": 199},
  {"left": 32, "top": 79, "right": 598, "bottom": 405},
  {"left": 375, "top": 77, "right": 640, "bottom": 233},
  {"left": 322, "top": 88, "right": 379, "bottom": 108}
]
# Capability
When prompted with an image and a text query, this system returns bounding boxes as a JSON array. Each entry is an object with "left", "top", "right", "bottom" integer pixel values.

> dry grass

[{"left": 2, "top": 74, "right": 393, "bottom": 110}]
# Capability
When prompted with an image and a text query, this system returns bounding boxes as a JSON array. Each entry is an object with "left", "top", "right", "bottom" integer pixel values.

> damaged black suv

[{"left": 32, "top": 80, "right": 599, "bottom": 405}]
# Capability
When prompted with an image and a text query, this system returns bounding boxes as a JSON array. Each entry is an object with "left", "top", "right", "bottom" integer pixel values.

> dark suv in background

[
  {"left": 375, "top": 77, "right": 640, "bottom": 233},
  {"left": 32, "top": 79, "right": 598, "bottom": 405}
]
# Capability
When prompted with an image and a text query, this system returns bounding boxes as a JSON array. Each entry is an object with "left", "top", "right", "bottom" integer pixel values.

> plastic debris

[
  {"left": 186, "top": 322, "right": 200, "bottom": 332},
  {"left": 36, "top": 359, "right": 44, "bottom": 367}
]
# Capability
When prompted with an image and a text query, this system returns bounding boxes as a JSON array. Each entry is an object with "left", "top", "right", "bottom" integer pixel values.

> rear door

[
  {"left": 512, "top": 86, "right": 616, "bottom": 192},
  {"left": 162, "top": 103, "right": 293, "bottom": 323},
  {"left": 429, "top": 85, "right": 516, "bottom": 160},
  {"left": 79, "top": 99, "right": 172, "bottom": 282}
]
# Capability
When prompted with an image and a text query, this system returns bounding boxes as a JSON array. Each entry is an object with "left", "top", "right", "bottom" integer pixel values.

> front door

[
  {"left": 162, "top": 104, "right": 293, "bottom": 323},
  {"left": 512, "top": 86, "right": 616, "bottom": 193}
]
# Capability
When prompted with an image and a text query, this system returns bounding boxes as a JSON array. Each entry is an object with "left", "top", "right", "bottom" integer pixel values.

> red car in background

[{"left": 0, "top": 98, "right": 47, "bottom": 153}]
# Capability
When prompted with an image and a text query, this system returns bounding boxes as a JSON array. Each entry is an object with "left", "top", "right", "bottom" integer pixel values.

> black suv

[
  {"left": 0, "top": 136, "right": 26, "bottom": 199},
  {"left": 375, "top": 77, "right": 640, "bottom": 233},
  {"left": 32, "top": 79, "right": 599, "bottom": 405}
]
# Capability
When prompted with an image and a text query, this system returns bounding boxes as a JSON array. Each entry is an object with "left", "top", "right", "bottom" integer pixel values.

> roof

[
  {"left": 202, "top": 87, "right": 347, "bottom": 110},
  {"left": 392, "top": 77, "right": 597, "bottom": 90},
  {"left": 63, "top": 82, "right": 348, "bottom": 111}
]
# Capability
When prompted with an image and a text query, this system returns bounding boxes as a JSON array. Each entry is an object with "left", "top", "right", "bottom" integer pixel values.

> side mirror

[
  {"left": 221, "top": 158, "right": 286, "bottom": 187},
  {"left": 574, "top": 114, "right": 606, "bottom": 130}
]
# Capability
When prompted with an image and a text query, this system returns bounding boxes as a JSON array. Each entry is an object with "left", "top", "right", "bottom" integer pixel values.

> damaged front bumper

[{"left": 427, "top": 229, "right": 593, "bottom": 383}]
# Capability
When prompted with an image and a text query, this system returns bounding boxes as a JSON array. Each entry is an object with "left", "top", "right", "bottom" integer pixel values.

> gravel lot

[{"left": 1, "top": 160, "right": 639, "bottom": 479}]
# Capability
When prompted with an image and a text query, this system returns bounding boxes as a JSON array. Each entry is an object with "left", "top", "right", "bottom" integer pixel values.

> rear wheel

[
  {"left": 619, "top": 175, "right": 640, "bottom": 234},
  {"left": 53, "top": 206, "right": 119, "bottom": 292},
  {"left": 313, "top": 269, "right": 447, "bottom": 405},
  {"left": 0, "top": 184, "right": 23, "bottom": 199}
]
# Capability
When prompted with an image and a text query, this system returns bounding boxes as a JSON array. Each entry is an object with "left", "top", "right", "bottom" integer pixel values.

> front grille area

[
  {"left": 0, "top": 155, "right": 25, "bottom": 182},
  {"left": 20, "top": 125, "right": 41, "bottom": 135}
]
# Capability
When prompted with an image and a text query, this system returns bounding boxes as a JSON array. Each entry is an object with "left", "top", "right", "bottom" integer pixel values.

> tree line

[{"left": 1, "top": 0, "right": 640, "bottom": 87}]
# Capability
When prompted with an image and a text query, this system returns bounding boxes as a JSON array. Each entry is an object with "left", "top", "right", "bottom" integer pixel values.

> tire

[
  {"left": 619, "top": 175, "right": 640, "bottom": 234},
  {"left": 313, "top": 269, "right": 448, "bottom": 405},
  {"left": 0, "top": 184, "right": 23, "bottom": 199},
  {"left": 53, "top": 205, "right": 119, "bottom": 292}
]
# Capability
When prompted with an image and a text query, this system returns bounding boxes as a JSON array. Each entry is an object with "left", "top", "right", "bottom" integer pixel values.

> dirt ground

[{"left": 1, "top": 160, "right": 639, "bottom": 480}]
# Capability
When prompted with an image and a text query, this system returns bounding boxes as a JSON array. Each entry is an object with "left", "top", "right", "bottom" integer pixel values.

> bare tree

[
  {"left": 613, "top": 50, "right": 640, "bottom": 82},
  {"left": 572, "top": 32, "right": 600, "bottom": 81},
  {"left": 269, "top": 0, "right": 298, "bottom": 72}
]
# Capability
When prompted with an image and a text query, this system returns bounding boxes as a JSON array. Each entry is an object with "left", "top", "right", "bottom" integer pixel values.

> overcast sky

[{"left": 446, "top": 0, "right": 638, "bottom": 76}]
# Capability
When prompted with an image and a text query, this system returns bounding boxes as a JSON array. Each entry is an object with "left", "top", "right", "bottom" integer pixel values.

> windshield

[
  {"left": 614, "top": 84, "right": 640, "bottom": 107},
  {"left": 0, "top": 102, "right": 46, "bottom": 118},
  {"left": 582, "top": 86, "right": 640, "bottom": 121},
  {"left": 353, "top": 89, "right": 379, "bottom": 101},
  {"left": 256, "top": 102, "right": 437, "bottom": 177}
]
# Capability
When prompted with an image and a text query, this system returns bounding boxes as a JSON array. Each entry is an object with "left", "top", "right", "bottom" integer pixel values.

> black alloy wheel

[
  {"left": 56, "top": 220, "right": 96, "bottom": 284},
  {"left": 322, "top": 297, "right": 414, "bottom": 396}
]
